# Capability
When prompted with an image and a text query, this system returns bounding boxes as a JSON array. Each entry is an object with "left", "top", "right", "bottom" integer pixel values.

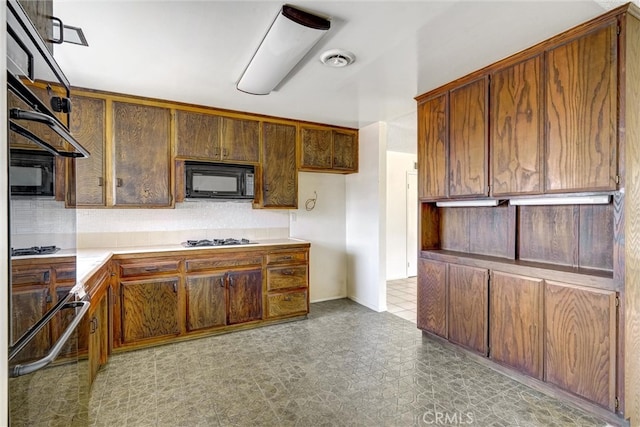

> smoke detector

[{"left": 320, "top": 49, "right": 356, "bottom": 67}]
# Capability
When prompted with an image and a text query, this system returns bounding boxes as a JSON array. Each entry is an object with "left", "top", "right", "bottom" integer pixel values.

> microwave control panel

[{"left": 246, "top": 173, "right": 255, "bottom": 196}]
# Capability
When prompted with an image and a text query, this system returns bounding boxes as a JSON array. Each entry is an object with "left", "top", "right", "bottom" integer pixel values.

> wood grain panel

[
  {"left": 300, "top": 127, "right": 332, "bottom": 169},
  {"left": 518, "top": 205, "right": 578, "bottom": 266},
  {"left": 220, "top": 117, "right": 260, "bottom": 162},
  {"left": 118, "top": 260, "right": 180, "bottom": 278},
  {"left": 449, "top": 77, "right": 488, "bottom": 197},
  {"left": 579, "top": 204, "right": 614, "bottom": 271},
  {"left": 18, "top": 0, "right": 53, "bottom": 52},
  {"left": 266, "top": 250, "right": 307, "bottom": 265},
  {"left": 624, "top": 11, "right": 640, "bottom": 423},
  {"left": 71, "top": 96, "right": 106, "bottom": 206},
  {"left": 491, "top": 55, "right": 543, "bottom": 196},
  {"left": 186, "top": 274, "right": 227, "bottom": 331},
  {"left": 10, "top": 286, "right": 50, "bottom": 362},
  {"left": 227, "top": 269, "right": 262, "bottom": 324},
  {"left": 448, "top": 264, "right": 488, "bottom": 354},
  {"left": 544, "top": 281, "right": 617, "bottom": 409},
  {"left": 420, "top": 203, "right": 441, "bottom": 251},
  {"left": 417, "top": 258, "right": 447, "bottom": 337},
  {"left": 121, "top": 278, "right": 180, "bottom": 343},
  {"left": 267, "top": 266, "right": 308, "bottom": 291},
  {"left": 489, "top": 271, "right": 543, "bottom": 379},
  {"left": 185, "top": 256, "right": 262, "bottom": 272},
  {"left": 261, "top": 122, "right": 297, "bottom": 208},
  {"left": 267, "top": 290, "right": 308, "bottom": 318},
  {"left": 113, "top": 102, "right": 172, "bottom": 206},
  {"left": 468, "top": 205, "right": 513, "bottom": 258},
  {"left": 440, "top": 207, "right": 469, "bottom": 252},
  {"left": 545, "top": 23, "right": 618, "bottom": 192},
  {"left": 417, "top": 95, "right": 448, "bottom": 199},
  {"left": 332, "top": 130, "right": 358, "bottom": 171},
  {"left": 175, "top": 110, "right": 220, "bottom": 160}
]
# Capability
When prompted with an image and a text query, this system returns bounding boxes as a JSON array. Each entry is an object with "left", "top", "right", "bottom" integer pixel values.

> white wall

[
  {"left": 1, "top": 4, "right": 8, "bottom": 421},
  {"left": 345, "top": 122, "right": 387, "bottom": 312},
  {"left": 386, "top": 151, "right": 417, "bottom": 280},
  {"left": 289, "top": 172, "right": 347, "bottom": 302}
]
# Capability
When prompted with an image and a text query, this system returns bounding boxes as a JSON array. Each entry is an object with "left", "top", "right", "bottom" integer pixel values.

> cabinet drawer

[
  {"left": 266, "top": 251, "right": 307, "bottom": 265},
  {"left": 267, "top": 290, "right": 308, "bottom": 318},
  {"left": 54, "top": 265, "right": 76, "bottom": 283},
  {"left": 185, "top": 255, "right": 262, "bottom": 272},
  {"left": 267, "top": 266, "right": 307, "bottom": 291},
  {"left": 118, "top": 260, "right": 180, "bottom": 278},
  {"left": 11, "top": 268, "right": 50, "bottom": 286}
]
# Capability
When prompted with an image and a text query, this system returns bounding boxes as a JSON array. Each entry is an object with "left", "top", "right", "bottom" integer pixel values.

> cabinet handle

[
  {"left": 219, "top": 278, "right": 225, "bottom": 288},
  {"left": 284, "top": 295, "right": 292, "bottom": 302},
  {"left": 229, "top": 277, "right": 233, "bottom": 287},
  {"left": 173, "top": 283, "right": 178, "bottom": 293},
  {"left": 89, "top": 316, "right": 97, "bottom": 334},
  {"left": 98, "top": 177, "right": 104, "bottom": 187},
  {"left": 283, "top": 270, "right": 294, "bottom": 276},
  {"left": 144, "top": 266, "right": 159, "bottom": 272},
  {"left": 116, "top": 178, "right": 123, "bottom": 188},
  {"left": 222, "top": 148, "right": 228, "bottom": 158},
  {"left": 264, "top": 185, "right": 269, "bottom": 192},
  {"left": 281, "top": 256, "right": 293, "bottom": 260}
]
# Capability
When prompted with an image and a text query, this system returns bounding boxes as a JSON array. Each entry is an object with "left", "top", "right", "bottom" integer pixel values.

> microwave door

[{"left": 193, "top": 174, "right": 239, "bottom": 195}]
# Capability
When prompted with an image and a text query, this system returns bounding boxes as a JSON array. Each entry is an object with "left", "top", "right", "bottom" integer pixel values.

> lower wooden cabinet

[
  {"left": 227, "top": 269, "right": 262, "bottom": 324},
  {"left": 186, "top": 273, "right": 227, "bottom": 331},
  {"left": 120, "top": 277, "right": 181, "bottom": 343},
  {"left": 448, "top": 264, "right": 489, "bottom": 355},
  {"left": 544, "top": 281, "right": 617, "bottom": 410},
  {"left": 489, "top": 271, "right": 543, "bottom": 379},
  {"left": 265, "top": 249, "right": 309, "bottom": 319},
  {"left": 417, "top": 258, "right": 447, "bottom": 338},
  {"left": 88, "top": 290, "right": 108, "bottom": 386}
]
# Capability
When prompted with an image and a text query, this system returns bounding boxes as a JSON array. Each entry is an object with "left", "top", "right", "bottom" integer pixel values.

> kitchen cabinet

[
  {"left": 489, "top": 271, "right": 543, "bottom": 379},
  {"left": 544, "top": 281, "right": 617, "bottom": 410},
  {"left": 259, "top": 121, "right": 298, "bottom": 208},
  {"left": 490, "top": 55, "right": 543, "bottom": 196},
  {"left": 175, "top": 111, "right": 260, "bottom": 163},
  {"left": 71, "top": 95, "right": 107, "bottom": 206},
  {"left": 266, "top": 249, "right": 309, "bottom": 319},
  {"left": 447, "top": 264, "right": 488, "bottom": 355},
  {"left": 417, "top": 94, "right": 448, "bottom": 200},
  {"left": 18, "top": 0, "right": 53, "bottom": 52},
  {"left": 86, "top": 266, "right": 110, "bottom": 387},
  {"left": 119, "top": 277, "right": 180, "bottom": 343},
  {"left": 545, "top": 22, "right": 618, "bottom": 193},
  {"left": 10, "top": 284, "right": 50, "bottom": 364},
  {"left": 112, "top": 101, "right": 172, "bottom": 207},
  {"left": 299, "top": 125, "right": 358, "bottom": 173},
  {"left": 416, "top": 258, "right": 447, "bottom": 338},
  {"left": 227, "top": 269, "right": 263, "bottom": 324},
  {"left": 449, "top": 77, "right": 489, "bottom": 197},
  {"left": 186, "top": 273, "right": 227, "bottom": 331}
]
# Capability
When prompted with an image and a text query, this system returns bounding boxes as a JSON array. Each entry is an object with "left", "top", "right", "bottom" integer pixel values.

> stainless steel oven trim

[{"left": 9, "top": 299, "right": 90, "bottom": 378}]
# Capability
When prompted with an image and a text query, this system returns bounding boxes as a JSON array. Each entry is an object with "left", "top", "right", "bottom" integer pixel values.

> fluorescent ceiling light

[
  {"left": 509, "top": 195, "right": 611, "bottom": 206},
  {"left": 435, "top": 199, "right": 501, "bottom": 208},
  {"left": 237, "top": 5, "right": 330, "bottom": 95}
]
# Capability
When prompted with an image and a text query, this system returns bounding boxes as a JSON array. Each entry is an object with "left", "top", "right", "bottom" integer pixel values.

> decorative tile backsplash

[
  {"left": 10, "top": 199, "right": 77, "bottom": 249},
  {"left": 76, "top": 200, "right": 290, "bottom": 248}
]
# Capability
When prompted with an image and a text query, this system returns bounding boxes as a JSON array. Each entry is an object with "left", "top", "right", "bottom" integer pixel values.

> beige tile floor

[{"left": 386, "top": 276, "right": 417, "bottom": 323}]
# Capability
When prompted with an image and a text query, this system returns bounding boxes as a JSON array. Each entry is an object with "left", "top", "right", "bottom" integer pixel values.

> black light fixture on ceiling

[{"left": 237, "top": 5, "right": 330, "bottom": 95}]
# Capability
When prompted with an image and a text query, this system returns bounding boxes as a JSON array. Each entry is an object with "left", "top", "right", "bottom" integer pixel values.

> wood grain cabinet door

[
  {"left": 261, "top": 122, "right": 297, "bottom": 208},
  {"left": 72, "top": 95, "right": 107, "bottom": 206},
  {"left": 220, "top": 117, "right": 260, "bottom": 163},
  {"left": 186, "top": 273, "right": 227, "bottom": 331},
  {"left": 449, "top": 77, "right": 489, "bottom": 197},
  {"left": 544, "top": 281, "right": 617, "bottom": 410},
  {"left": 491, "top": 55, "right": 543, "bottom": 196},
  {"left": 332, "top": 130, "right": 358, "bottom": 171},
  {"left": 112, "top": 102, "right": 172, "bottom": 206},
  {"left": 448, "top": 264, "right": 488, "bottom": 354},
  {"left": 417, "top": 94, "right": 448, "bottom": 200},
  {"left": 175, "top": 110, "right": 221, "bottom": 160},
  {"left": 300, "top": 127, "right": 332, "bottom": 169},
  {"left": 120, "top": 277, "right": 180, "bottom": 343},
  {"left": 489, "top": 271, "right": 543, "bottom": 379},
  {"left": 545, "top": 22, "right": 618, "bottom": 192},
  {"left": 417, "top": 258, "right": 447, "bottom": 338},
  {"left": 227, "top": 269, "right": 262, "bottom": 325}
]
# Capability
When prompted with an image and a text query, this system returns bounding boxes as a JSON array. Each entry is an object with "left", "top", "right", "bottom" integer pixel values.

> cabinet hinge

[
  {"left": 486, "top": 185, "right": 491, "bottom": 194},
  {"left": 617, "top": 25, "right": 621, "bottom": 35},
  {"left": 615, "top": 175, "right": 620, "bottom": 184},
  {"left": 615, "top": 296, "right": 620, "bottom": 307}
]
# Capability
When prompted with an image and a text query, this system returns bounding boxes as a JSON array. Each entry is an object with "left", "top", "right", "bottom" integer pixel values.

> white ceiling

[{"left": 53, "top": 0, "right": 628, "bottom": 141}]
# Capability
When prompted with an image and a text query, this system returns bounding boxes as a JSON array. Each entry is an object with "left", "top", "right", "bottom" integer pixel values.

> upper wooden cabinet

[
  {"left": 449, "top": 77, "right": 489, "bottom": 198},
  {"left": 545, "top": 22, "right": 618, "bottom": 192},
  {"left": 417, "top": 94, "right": 448, "bottom": 200},
  {"left": 113, "top": 102, "right": 172, "bottom": 207},
  {"left": 175, "top": 111, "right": 260, "bottom": 163},
  {"left": 491, "top": 55, "right": 543, "bottom": 196},
  {"left": 259, "top": 121, "right": 298, "bottom": 208},
  {"left": 299, "top": 125, "right": 358, "bottom": 173},
  {"left": 71, "top": 95, "right": 107, "bottom": 206}
]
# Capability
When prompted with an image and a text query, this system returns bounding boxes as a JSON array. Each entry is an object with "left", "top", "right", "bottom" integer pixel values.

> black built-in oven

[{"left": 6, "top": 0, "right": 91, "bottom": 425}]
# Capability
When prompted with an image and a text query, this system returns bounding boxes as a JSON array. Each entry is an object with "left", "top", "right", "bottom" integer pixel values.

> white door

[{"left": 406, "top": 171, "right": 418, "bottom": 277}]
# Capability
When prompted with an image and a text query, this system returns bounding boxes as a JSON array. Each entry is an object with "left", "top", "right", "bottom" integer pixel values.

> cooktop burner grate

[
  {"left": 183, "top": 238, "right": 253, "bottom": 247},
  {"left": 11, "top": 246, "right": 60, "bottom": 256}
]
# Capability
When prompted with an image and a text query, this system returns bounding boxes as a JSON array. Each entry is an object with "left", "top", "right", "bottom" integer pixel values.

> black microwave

[
  {"left": 185, "top": 161, "right": 255, "bottom": 200},
  {"left": 9, "top": 149, "right": 55, "bottom": 197}
]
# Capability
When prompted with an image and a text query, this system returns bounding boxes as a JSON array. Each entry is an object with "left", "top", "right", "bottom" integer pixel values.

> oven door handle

[
  {"left": 9, "top": 300, "right": 91, "bottom": 378},
  {"left": 9, "top": 108, "right": 90, "bottom": 158}
]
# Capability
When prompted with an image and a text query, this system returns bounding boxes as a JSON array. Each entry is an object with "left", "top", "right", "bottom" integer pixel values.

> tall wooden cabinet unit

[
  {"left": 416, "top": 4, "right": 640, "bottom": 423},
  {"left": 259, "top": 121, "right": 298, "bottom": 208}
]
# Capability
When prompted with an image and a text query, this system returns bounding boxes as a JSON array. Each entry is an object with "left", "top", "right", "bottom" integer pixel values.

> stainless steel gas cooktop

[
  {"left": 183, "top": 238, "right": 255, "bottom": 247},
  {"left": 11, "top": 246, "right": 60, "bottom": 257}
]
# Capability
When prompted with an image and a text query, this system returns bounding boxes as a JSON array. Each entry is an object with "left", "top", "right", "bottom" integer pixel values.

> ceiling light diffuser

[{"left": 237, "top": 5, "right": 330, "bottom": 95}]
